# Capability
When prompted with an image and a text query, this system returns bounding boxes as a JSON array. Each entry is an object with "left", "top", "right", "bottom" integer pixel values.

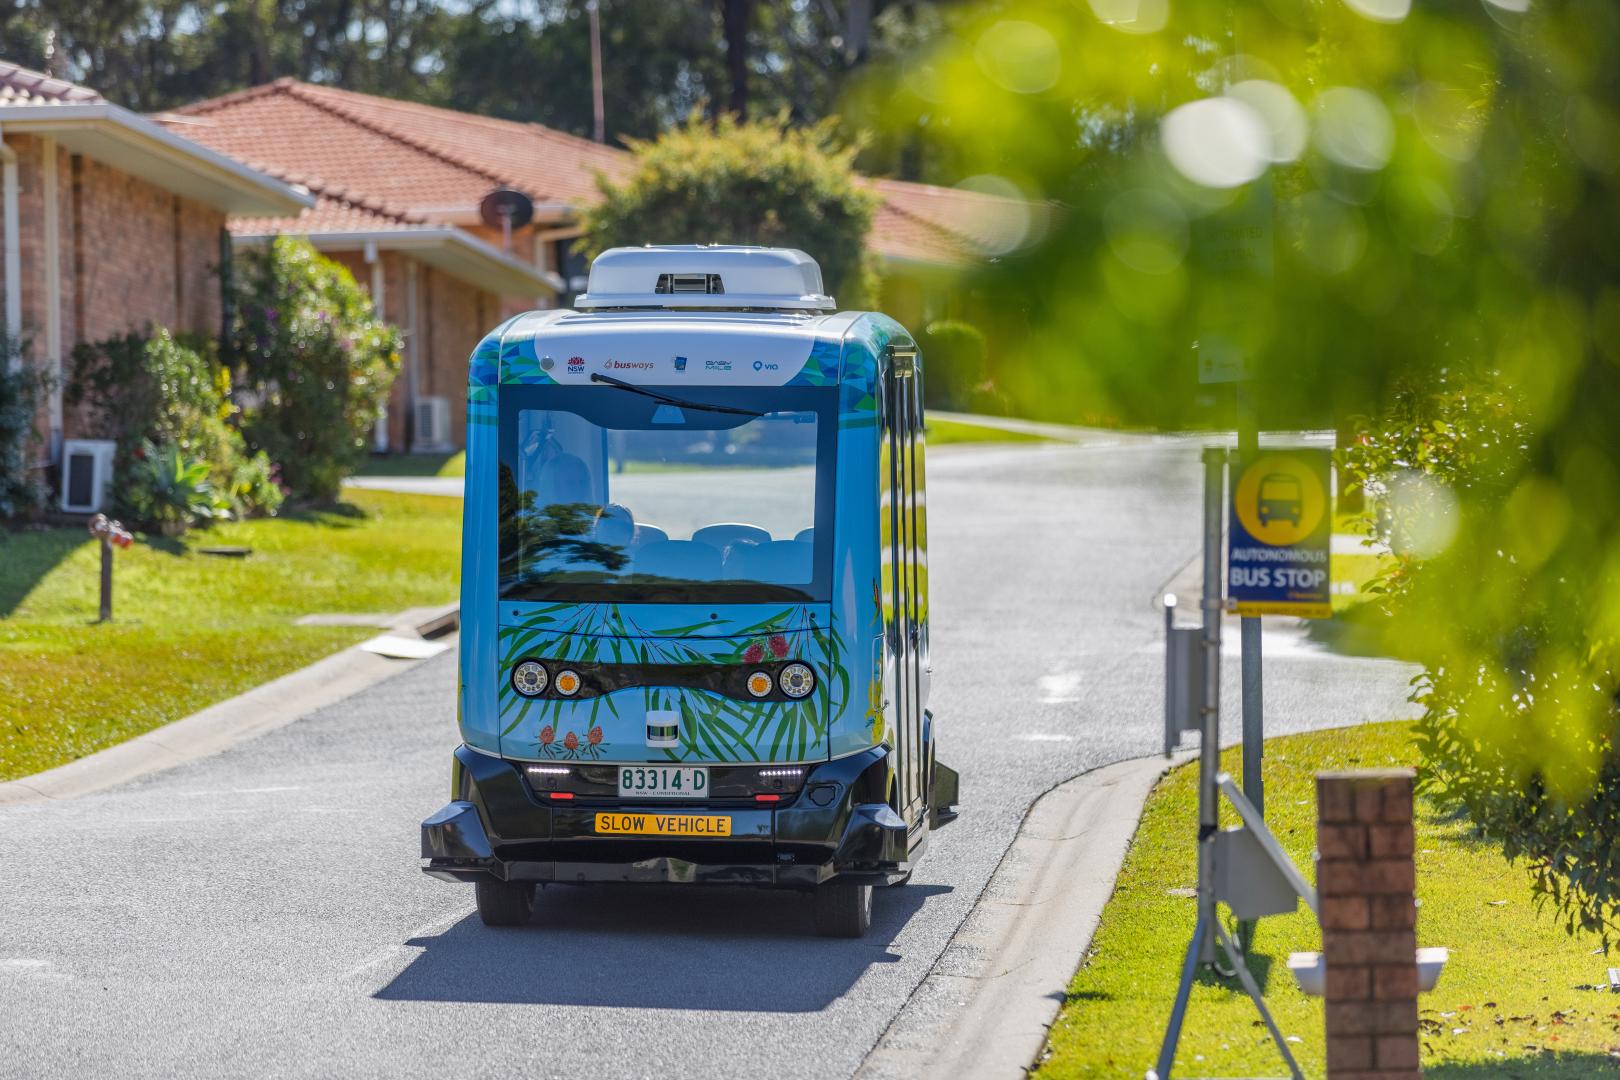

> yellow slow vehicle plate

[{"left": 594, "top": 811, "right": 732, "bottom": 838}]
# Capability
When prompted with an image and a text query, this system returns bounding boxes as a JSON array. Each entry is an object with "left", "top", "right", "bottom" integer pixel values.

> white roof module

[{"left": 575, "top": 245, "right": 836, "bottom": 312}]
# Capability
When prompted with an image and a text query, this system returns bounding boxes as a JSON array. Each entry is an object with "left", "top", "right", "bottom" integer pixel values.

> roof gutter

[
  {"left": 0, "top": 125, "right": 20, "bottom": 361},
  {"left": 232, "top": 226, "right": 565, "bottom": 296},
  {"left": 0, "top": 102, "right": 312, "bottom": 215}
]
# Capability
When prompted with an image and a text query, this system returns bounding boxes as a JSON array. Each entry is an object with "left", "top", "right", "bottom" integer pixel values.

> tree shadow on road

[{"left": 376, "top": 882, "right": 951, "bottom": 1012}]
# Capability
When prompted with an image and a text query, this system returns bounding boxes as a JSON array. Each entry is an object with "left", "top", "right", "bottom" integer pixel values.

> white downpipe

[
  {"left": 43, "top": 136, "right": 61, "bottom": 457},
  {"left": 405, "top": 260, "right": 419, "bottom": 452},
  {"left": 365, "top": 241, "right": 389, "bottom": 452},
  {"left": 0, "top": 127, "right": 20, "bottom": 371}
]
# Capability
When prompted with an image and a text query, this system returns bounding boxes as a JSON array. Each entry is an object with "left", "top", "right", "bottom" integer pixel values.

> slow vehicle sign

[{"left": 1227, "top": 449, "right": 1332, "bottom": 619}]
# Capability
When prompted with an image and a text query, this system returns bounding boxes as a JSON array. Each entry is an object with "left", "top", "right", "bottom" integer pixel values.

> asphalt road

[{"left": 0, "top": 435, "right": 1418, "bottom": 1080}]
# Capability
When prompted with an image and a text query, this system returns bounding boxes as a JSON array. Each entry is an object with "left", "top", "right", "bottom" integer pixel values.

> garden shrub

[
  {"left": 122, "top": 438, "right": 230, "bottom": 536},
  {"left": 920, "top": 320, "right": 989, "bottom": 411},
  {"left": 0, "top": 335, "right": 48, "bottom": 517},
  {"left": 584, "top": 113, "right": 878, "bottom": 305},
  {"left": 227, "top": 237, "right": 401, "bottom": 502},
  {"left": 68, "top": 329, "right": 284, "bottom": 528}
]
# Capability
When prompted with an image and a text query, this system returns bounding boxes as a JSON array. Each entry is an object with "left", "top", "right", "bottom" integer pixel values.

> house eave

[
  {"left": 0, "top": 103, "right": 312, "bottom": 216},
  {"left": 233, "top": 226, "right": 563, "bottom": 297}
]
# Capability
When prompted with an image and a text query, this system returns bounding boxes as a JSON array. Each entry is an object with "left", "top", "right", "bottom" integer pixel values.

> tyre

[
  {"left": 475, "top": 879, "right": 534, "bottom": 927},
  {"left": 813, "top": 880, "right": 873, "bottom": 938},
  {"left": 883, "top": 869, "right": 912, "bottom": 887}
]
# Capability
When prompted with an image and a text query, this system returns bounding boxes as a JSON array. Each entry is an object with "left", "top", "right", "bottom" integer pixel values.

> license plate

[
  {"left": 618, "top": 765, "right": 709, "bottom": 798},
  {"left": 595, "top": 811, "right": 731, "bottom": 837}
]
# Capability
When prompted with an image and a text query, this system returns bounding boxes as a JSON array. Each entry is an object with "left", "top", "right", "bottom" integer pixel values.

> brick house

[
  {"left": 160, "top": 79, "right": 1024, "bottom": 453},
  {"left": 0, "top": 62, "right": 312, "bottom": 468}
]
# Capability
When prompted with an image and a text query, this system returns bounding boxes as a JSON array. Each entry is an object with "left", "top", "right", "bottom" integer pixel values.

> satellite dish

[{"left": 479, "top": 187, "right": 535, "bottom": 252}]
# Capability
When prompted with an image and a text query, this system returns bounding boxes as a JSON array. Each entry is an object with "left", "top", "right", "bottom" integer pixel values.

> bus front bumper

[{"left": 421, "top": 744, "right": 915, "bottom": 888}]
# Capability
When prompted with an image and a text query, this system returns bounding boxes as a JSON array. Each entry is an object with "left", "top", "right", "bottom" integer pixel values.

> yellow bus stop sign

[{"left": 1228, "top": 449, "right": 1332, "bottom": 618}]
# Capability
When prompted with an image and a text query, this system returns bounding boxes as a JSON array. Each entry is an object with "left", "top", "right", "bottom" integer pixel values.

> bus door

[{"left": 884, "top": 347, "right": 925, "bottom": 824}]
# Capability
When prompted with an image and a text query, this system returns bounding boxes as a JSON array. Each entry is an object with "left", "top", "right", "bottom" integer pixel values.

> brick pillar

[{"left": 1317, "top": 769, "right": 1420, "bottom": 1080}]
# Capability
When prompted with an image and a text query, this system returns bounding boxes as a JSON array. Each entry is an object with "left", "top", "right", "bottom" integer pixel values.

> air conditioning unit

[
  {"left": 60, "top": 439, "right": 116, "bottom": 514},
  {"left": 413, "top": 395, "right": 452, "bottom": 452}
]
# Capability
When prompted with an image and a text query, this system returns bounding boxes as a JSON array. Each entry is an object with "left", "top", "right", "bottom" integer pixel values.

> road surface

[{"left": 0, "top": 435, "right": 1417, "bottom": 1079}]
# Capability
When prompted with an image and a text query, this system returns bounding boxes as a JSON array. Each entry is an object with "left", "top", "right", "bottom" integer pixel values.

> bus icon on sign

[{"left": 1257, "top": 473, "right": 1302, "bottom": 527}]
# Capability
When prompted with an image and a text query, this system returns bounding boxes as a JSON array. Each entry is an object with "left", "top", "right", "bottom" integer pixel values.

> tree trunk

[{"left": 722, "top": 0, "right": 750, "bottom": 118}]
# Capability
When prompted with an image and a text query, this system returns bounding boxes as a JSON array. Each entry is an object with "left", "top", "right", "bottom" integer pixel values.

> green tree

[{"left": 582, "top": 113, "right": 877, "bottom": 304}]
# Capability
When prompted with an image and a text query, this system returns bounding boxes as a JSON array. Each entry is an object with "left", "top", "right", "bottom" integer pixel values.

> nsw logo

[{"left": 566, "top": 356, "right": 585, "bottom": 374}]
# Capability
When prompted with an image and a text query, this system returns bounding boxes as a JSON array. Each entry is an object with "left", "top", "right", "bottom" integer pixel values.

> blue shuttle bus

[{"left": 421, "top": 246, "right": 958, "bottom": 937}]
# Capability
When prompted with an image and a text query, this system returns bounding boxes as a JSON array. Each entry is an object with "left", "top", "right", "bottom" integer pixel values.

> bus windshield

[{"left": 497, "top": 384, "right": 837, "bottom": 604}]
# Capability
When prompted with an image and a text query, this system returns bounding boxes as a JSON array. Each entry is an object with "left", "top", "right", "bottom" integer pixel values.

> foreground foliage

[
  {"left": 865, "top": 0, "right": 1620, "bottom": 947},
  {"left": 0, "top": 489, "right": 459, "bottom": 781},
  {"left": 1038, "top": 722, "right": 1620, "bottom": 1079}
]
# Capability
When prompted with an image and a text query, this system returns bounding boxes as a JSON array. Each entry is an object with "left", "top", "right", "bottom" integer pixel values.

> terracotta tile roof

[
  {"left": 866, "top": 177, "right": 1038, "bottom": 260},
  {"left": 162, "top": 78, "right": 1029, "bottom": 267},
  {"left": 0, "top": 62, "right": 102, "bottom": 107},
  {"left": 164, "top": 78, "right": 626, "bottom": 214},
  {"left": 230, "top": 188, "right": 431, "bottom": 236}
]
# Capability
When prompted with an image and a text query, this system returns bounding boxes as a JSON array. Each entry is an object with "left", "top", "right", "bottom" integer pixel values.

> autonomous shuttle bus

[{"left": 421, "top": 245, "right": 958, "bottom": 937}]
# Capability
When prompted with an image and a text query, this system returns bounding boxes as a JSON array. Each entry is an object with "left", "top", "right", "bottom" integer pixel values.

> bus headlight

[
  {"left": 554, "top": 669, "right": 582, "bottom": 696},
  {"left": 512, "top": 660, "right": 549, "bottom": 697},
  {"left": 778, "top": 663, "right": 815, "bottom": 699}
]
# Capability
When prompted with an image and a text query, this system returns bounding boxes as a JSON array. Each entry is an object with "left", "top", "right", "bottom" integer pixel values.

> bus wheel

[
  {"left": 813, "top": 881, "right": 873, "bottom": 938},
  {"left": 475, "top": 879, "right": 535, "bottom": 927}
]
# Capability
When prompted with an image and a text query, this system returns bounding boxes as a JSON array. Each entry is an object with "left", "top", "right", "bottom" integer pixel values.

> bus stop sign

[{"left": 1227, "top": 449, "right": 1332, "bottom": 619}]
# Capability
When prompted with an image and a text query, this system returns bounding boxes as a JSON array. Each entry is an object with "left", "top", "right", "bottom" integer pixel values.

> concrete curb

[
  {"left": 858, "top": 751, "right": 1192, "bottom": 1080},
  {"left": 0, "top": 604, "right": 458, "bottom": 807}
]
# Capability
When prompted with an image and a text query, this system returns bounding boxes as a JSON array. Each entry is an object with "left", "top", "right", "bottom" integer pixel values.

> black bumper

[{"left": 421, "top": 744, "right": 916, "bottom": 888}]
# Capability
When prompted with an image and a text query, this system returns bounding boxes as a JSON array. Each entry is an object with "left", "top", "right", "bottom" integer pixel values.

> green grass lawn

[
  {"left": 353, "top": 451, "right": 466, "bottom": 478},
  {"left": 1038, "top": 722, "right": 1620, "bottom": 1079},
  {"left": 924, "top": 417, "right": 1056, "bottom": 445},
  {"left": 0, "top": 490, "right": 461, "bottom": 781}
]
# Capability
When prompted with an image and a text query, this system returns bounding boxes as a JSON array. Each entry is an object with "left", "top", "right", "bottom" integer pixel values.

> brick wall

[
  {"left": 329, "top": 249, "right": 497, "bottom": 453},
  {"left": 1317, "top": 769, "right": 1421, "bottom": 1080}
]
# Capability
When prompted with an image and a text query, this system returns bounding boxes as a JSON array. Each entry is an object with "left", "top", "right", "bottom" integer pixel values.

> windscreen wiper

[{"left": 589, "top": 371, "right": 764, "bottom": 417}]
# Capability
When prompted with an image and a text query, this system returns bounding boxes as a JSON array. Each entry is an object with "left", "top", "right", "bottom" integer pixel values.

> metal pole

[
  {"left": 1197, "top": 448, "right": 1224, "bottom": 964},
  {"left": 98, "top": 535, "right": 112, "bottom": 622},
  {"left": 1237, "top": 384, "right": 1263, "bottom": 816},
  {"left": 1154, "top": 450, "right": 1227, "bottom": 1077},
  {"left": 1163, "top": 594, "right": 1177, "bottom": 758}
]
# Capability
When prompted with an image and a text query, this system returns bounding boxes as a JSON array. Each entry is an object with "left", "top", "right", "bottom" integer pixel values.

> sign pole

[
  {"left": 1236, "top": 387, "right": 1264, "bottom": 818},
  {"left": 1196, "top": 446, "right": 1224, "bottom": 965}
]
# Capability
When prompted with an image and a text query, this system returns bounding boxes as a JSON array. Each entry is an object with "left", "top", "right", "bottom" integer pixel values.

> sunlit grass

[
  {"left": 353, "top": 451, "right": 465, "bottom": 478},
  {"left": 0, "top": 490, "right": 461, "bottom": 781},
  {"left": 924, "top": 417, "right": 1056, "bottom": 445},
  {"left": 1036, "top": 722, "right": 1620, "bottom": 1079}
]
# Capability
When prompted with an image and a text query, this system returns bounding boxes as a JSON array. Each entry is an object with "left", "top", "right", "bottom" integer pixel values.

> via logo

[
  {"left": 673, "top": 355, "right": 688, "bottom": 372},
  {"left": 753, "top": 360, "right": 780, "bottom": 373}
]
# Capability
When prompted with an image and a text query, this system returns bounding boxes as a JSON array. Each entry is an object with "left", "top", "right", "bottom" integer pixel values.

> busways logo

[{"left": 602, "top": 358, "right": 655, "bottom": 371}]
